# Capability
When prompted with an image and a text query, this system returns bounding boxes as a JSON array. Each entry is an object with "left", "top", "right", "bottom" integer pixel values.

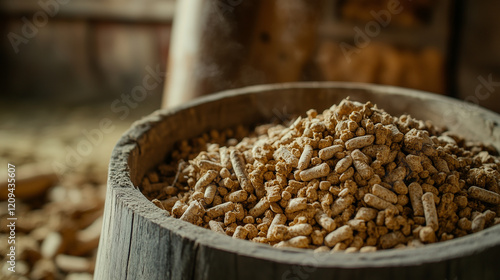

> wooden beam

[{"left": 0, "top": 0, "right": 176, "bottom": 22}]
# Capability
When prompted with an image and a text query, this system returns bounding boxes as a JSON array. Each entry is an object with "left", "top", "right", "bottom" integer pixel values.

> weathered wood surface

[{"left": 95, "top": 82, "right": 500, "bottom": 280}]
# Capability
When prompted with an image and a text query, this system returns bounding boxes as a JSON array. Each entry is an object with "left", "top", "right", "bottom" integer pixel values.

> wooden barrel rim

[{"left": 97, "top": 82, "right": 500, "bottom": 279}]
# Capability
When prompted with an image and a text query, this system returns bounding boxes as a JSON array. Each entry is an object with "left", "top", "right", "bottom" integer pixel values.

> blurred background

[{"left": 1, "top": 0, "right": 500, "bottom": 279}]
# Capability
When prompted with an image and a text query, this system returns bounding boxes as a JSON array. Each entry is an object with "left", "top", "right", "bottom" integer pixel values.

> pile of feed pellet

[
  {"left": 142, "top": 98, "right": 500, "bottom": 252},
  {"left": 0, "top": 103, "right": 132, "bottom": 280}
]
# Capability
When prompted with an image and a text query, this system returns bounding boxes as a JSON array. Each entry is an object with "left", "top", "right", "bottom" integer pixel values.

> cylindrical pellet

[
  {"left": 285, "top": 197, "right": 308, "bottom": 213},
  {"left": 230, "top": 150, "right": 253, "bottom": 193},
  {"left": 359, "top": 246, "right": 377, "bottom": 253},
  {"left": 345, "top": 135, "right": 374, "bottom": 150},
  {"left": 315, "top": 211, "right": 337, "bottom": 232},
  {"left": 364, "top": 193, "right": 397, "bottom": 212},
  {"left": 232, "top": 226, "right": 249, "bottom": 239},
  {"left": 350, "top": 149, "right": 370, "bottom": 164},
  {"left": 172, "top": 200, "right": 188, "bottom": 217},
  {"left": 226, "top": 190, "right": 248, "bottom": 203},
  {"left": 267, "top": 214, "right": 287, "bottom": 241},
  {"left": 372, "top": 184, "right": 398, "bottom": 204},
  {"left": 354, "top": 207, "right": 378, "bottom": 221},
  {"left": 274, "top": 146, "right": 299, "bottom": 167},
  {"left": 393, "top": 180, "right": 408, "bottom": 195},
  {"left": 194, "top": 170, "right": 218, "bottom": 192},
  {"left": 198, "top": 160, "right": 222, "bottom": 171},
  {"left": 208, "top": 220, "right": 225, "bottom": 234},
  {"left": 297, "top": 145, "right": 313, "bottom": 170},
  {"left": 300, "top": 163, "right": 330, "bottom": 181},
  {"left": 334, "top": 156, "right": 352, "bottom": 174},
  {"left": 468, "top": 186, "right": 500, "bottom": 205},
  {"left": 419, "top": 226, "right": 436, "bottom": 243},
  {"left": 249, "top": 197, "right": 270, "bottom": 217},
  {"left": 352, "top": 160, "right": 374, "bottom": 180},
  {"left": 471, "top": 213, "right": 486, "bottom": 233},
  {"left": 219, "top": 147, "right": 232, "bottom": 169},
  {"left": 422, "top": 192, "right": 438, "bottom": 231},
  {"left": 179, "top": 200, "right": 205, "bottom": 224},
  {"left": 206, "top": 201, "right": 235, "bottom": 218},
  {"left": 204, "top": 184, "right": 217, "bottom": 204},
  {"left": 286, "top": 223, "right": 313, "bottom": 239},
  {"left": 324, "top": 225, "right": 353, "bottom": 247},
  {"left": 275, "top": 236, "right": 310, "bottom": 248},
  {"left": 318, "top": 145, "right": 343, "bottom": 160},
  {"left": 347, "top": 219, "right": 366, "bottom": 231},
  {"left": 379, "top": 231, "right": 405, "bottom": 249},
  {"left": 457, "top": 217, "right": 472, "bottom": 231},
  {"left": 408, "top": 182, "right": 424, "bottom": 216},
  {"left": 331, "top": 195, "right": 354, "bottom": 216}
]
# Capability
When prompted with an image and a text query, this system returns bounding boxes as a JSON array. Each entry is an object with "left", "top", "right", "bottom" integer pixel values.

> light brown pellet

[
  {"left": 354, "top": 207, "right": 378, "bottom": 221},
  {"left": 275, "top": 236, "right": 310, "bottom": 248},
  {"left": 345, "top": 135, "right": 375, "bottom": 150},
  {"left": 219, "top": 146, "right": 232, "bottom": 169},
  {"left": 318, "top": 145, "right": 343, "bottom": 160},
  {"left": 422, "top": 192, "right": 439, "bottom": 231},
  {"left": 359, "top": 246, "right": 377, "bottom": 253},
  {"left": 468, "top": 186, "right": 500, "bottom": 205},
  {"left": 300, "top": 163, "right": 330, "bottom": 181},
  {"left": 352, "top": 157, "right": 374, "bottom": 180},
  {"left": 206, "top": 201, "right": 235, "bottom": 218},
  {"left": 379, "top": 231, "right": 405, "bottom": 249},
  {"left": 194, "top": 170, "right": 218, "bottom": 192},
  {"left": 324, "top": 225, "right": 353, "bottom": 247},
  {"left": 334, "top": 156, "right": 353, "bottom": 174},
  {"left": 419, "top": 226, "right": 436, "bottom": 243},
  {"left": 393, "top": 181, "right": 408, "bottom": 195},
  {"left": 172, "top": 200, "right": 188, "bottom": 217},
  {"left": 457, "top": 217, "right": 472, "bottom": 231},
  {"left": 297, "top": 144, "right": 313, "bottom": 170},
  {"left": 198, "top": 160, "right": 223, "bottom": 171},
  {"left": 331, "top": 195, "right": 354, "bottom": 216},
  {"left": 471, "top": 213, "right": 486, "bottom": 232},
  {"left": 286, "top": 197, "right": 308, "bottom": 213},
  {"left": 249, "top": 197, "right": 270, "bottom": 217},
  {"left": 315, "top": 210, "right": 337, "bottom": 232},
  {"left": 209, "top": 220, "right": 225, "bottom": 234},
  {"left": 371, "top": 184, "right": 398, "bottom": 204},
  {"left": 409, "top": 182, "right": 424, "bottom": 216},
  {"left": 226, "top": 190, "right": 248, "bottom": 203},
  {"left": 204, "top": 184, "right": 217, "bottom": 204},
  {"left": 179, "top": 200, "right": 205, "bottom": 224},
  {"left": 274, "top": 146, "right": 299, "bottom": 168},
  {"left": 364, "top": 194, "right": 397, "bottom": 213},
  {"left": 230, "top": 150, "right": 253, "bottom": 193},
  {"left": 233, "top": 226, "right": 249, "bottom": 239},
  {"left": 347, "top": 219, "right": 367, "bottom": 231},
  {"left": 286, "top": 223, "right": 313, "bottom": 239},
  {"left": 267, "top": 214, "right": 287, "bottom": 241}
]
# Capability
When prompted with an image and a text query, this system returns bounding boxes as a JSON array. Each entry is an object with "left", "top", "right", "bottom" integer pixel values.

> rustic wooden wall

[
  {"left": 0, "top": 0, "right": 174, "bottom": 105},
  {"left": 456, "top": 0, "right": 500, "bottom": 114}
]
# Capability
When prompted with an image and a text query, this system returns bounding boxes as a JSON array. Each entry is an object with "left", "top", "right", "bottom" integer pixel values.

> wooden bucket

[{"left": 95, "top": 82, "right": 500, "bottom": 280}]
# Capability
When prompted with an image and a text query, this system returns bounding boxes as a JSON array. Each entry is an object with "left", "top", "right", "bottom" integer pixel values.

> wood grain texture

[{"left": 95, "top": 82, "right": 500, "bottom": 280}]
